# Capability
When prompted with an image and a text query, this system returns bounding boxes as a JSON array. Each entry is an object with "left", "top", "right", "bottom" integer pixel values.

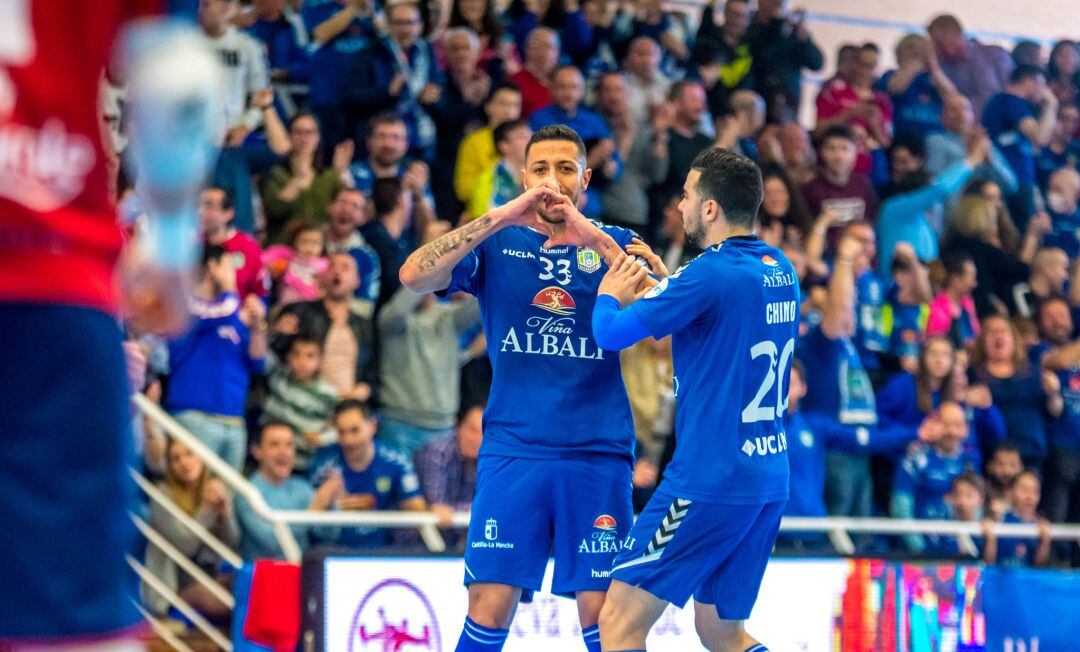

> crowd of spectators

[{"left": 121, "top": 0, "right": 1080, "bottom": 622}]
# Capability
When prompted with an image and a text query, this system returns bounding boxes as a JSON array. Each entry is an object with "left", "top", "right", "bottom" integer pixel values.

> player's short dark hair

[
  {"left": 819, "top": 124, "right": 856, "bottom": 147},
  {"left": 689, "top": 147, "right": 763, "bottom": 228},
  {"left": 333, "top": 398, "right": 374, "bottom": 421},
  {"left": 372, "top": 177, "right": 405, "bottom": 217},
  {"left": 494, "top": 119, "right": 529, "bottom": 145},
  {"left": 201, "top": 243, "right": 227, "bottom": 267},
  {"left": 1011, "top": 64, "right": 1046, "bottom": 84},
  {"left": 253, "top": 419, "right": 297, "bottom": 446},
  {"left": 525, "top": 124, "right": 587, "bottom": 164},
  {"left": 204, "top": 186, "right": 234, "bottom": 211}
]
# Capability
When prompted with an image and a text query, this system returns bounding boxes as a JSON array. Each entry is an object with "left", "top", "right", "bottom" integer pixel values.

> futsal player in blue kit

[
  {"left": 588, "top": 148, "right": 799, "bottom": 652},
  {"left": 400, "top": 125, "right": 654, "bottom": 652}
]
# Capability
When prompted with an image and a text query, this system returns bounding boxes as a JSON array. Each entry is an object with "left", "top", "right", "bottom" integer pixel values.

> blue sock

[
  {"left": 745, "top": 645, "right": 770, "bottom": 652},
  {"left": 455, "top": 616, "right": 509, "bottom": 651},
  {"left": 582, "top": 624, "right": 601, "bottom": 651}
]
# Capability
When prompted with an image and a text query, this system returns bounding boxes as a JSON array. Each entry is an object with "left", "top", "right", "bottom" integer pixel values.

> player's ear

[{"left": 581, "top": 166, "right": 592, "bottom": 190}]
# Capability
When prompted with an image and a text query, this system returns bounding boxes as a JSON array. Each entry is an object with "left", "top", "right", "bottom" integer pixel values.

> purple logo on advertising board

[{"left": 349, "top": 578, "right": 442, "bottom": 651}]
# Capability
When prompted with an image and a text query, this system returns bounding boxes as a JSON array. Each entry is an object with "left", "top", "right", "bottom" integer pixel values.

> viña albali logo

[{"left": 499, "top": 287, "right": 604, "bottom": 360}]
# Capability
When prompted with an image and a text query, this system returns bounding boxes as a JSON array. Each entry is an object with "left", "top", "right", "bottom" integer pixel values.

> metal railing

[{"left": 131, "top": 394, "right": 1080, "bottom": 649}]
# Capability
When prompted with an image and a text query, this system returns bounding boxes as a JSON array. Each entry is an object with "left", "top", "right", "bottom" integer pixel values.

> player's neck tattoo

[{"left": 417, "top": 215, "right": 493, "bottom": 272}]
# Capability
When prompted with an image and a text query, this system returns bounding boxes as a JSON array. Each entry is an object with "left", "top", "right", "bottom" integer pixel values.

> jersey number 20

[{"left": 741, "top": 337, "right": 795, "bottom": 423}]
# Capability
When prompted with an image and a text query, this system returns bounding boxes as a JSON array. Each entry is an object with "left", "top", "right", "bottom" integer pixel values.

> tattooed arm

[{"left": 399, "top": 183, "right": 562, "bottom": 293}]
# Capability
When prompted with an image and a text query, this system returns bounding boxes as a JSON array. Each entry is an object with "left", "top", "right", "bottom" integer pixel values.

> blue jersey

[
  {"left": 309, "top": 442, "right": 422, "bottom": 547},
  {"left": 784, "top": 411, "right": 828, "bottom": 517},
  {"left": 884, "top": 285, "right": 928, "bottom": 361},
  {"left": 982, "top": 92, "right": 1036, "bottom": 185},
  {"left": 893, "top": 443, "right": 968, "bottom": 521},
  {"left": 855, "top": 269, "right": 888, "bottom": 369},
  {"left": 442, "top": 225, "right": 637, "bottom": 459},
  {"left": 800, "top": 324, "right": 878, "bottom": 426},
  {"left": 626, "top": 236, "right": 799, "bottom": 503}
]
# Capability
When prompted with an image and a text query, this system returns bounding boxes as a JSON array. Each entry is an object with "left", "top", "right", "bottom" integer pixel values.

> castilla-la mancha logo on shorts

[
  {"left": 531, "top": 286, "right": 576, "bottom": 315},
  {"left": 349, "top": 578, "right": 440, "bottom": 652}
]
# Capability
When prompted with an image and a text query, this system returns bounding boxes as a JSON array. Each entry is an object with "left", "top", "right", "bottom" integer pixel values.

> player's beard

[{"left": 684, "top": 205, "right": 706, "bottom": 248}]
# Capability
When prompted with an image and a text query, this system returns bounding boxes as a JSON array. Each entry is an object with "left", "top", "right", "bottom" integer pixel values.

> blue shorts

[
  {"left": 0, "top": 304, "right": 138, "bottom": 639},
  {"left": 464, "top": 453, "right": 632, "bottom": 600},
  {"left": 610, "top": 489, "right": 784, "bottom": 619}
]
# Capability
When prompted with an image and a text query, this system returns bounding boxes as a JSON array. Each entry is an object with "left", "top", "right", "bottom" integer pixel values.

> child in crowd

[
  {"left": 938, "top": 471, "right": 987, "bottom": 558},
  {"left": 262, "top": 222, "right": 329, "bottom": 306},
  {"left": 985, "top": 442, "right": 1024, "bottom": 519},
  {"left": 983, "top": 470, "right": 1053, "bottom": 567},
  {"left": 263, "top": 335, "right": 339, "bottom": 470}
]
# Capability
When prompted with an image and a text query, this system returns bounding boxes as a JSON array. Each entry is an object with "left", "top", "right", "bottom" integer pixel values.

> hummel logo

[
  {"left": 742, "top": 440, "right": 756, "bottom": 456},
  {"left": 645, "top": 498, "right": 692, "bottom": 556}
]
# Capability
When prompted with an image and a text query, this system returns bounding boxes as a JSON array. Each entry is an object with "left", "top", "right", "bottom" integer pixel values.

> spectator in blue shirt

[
  {"left": 302, "top": 0, "right": 381, "bottom": 149},
  {"left": 970, "top": 314, "right": 1062, "bottom": 469},
  {"left": 1044, "top": 167, "right": 1080, "bottom": 259},
  {"left": 938, "top": 471, "right": 987, "bottom": 558},
  {"left": 342, "top": 2, "right": 443, "bottom": 161},
  {"left": 530, "top": 65, "right": 619, "bottom": 217},
  {"left": 890, "top": 401, "right": 970, "bottom": 553},
  {"left": 876, "top": 337, "right": 957, "bottom": 459},
  {"left": 1033, "top": 298, "right": 1080, "bottom": 533},
  {"left": 984, "top": 470, "right": 1052, "bottom": 567},
  {"left": 1035, "top": 105, "right": 1080, "bottom": 193},
  {"left": 246, "top": 0, "right": 309, "bottom": 84},
  {"left": 309, "top": 400, "right": 428, "bottom": 548},
  {"left": 800, "top": 235, "right": 877, "bottom": 520},
  {"left": 167, "top": 245, "right": 268, "bottom": 471},
  {"left": 235, "top": 420, "right": 341, "bottom": 559},
  {"left": 348, "top": 113, "right": 437, "bottom": 229},
  {"left": 883, "top": 244, "right": 932, "bottom": 372},
  {"left": 982, "top": 65, "right": 1059, "bottom": 227},
  {"left": 505, "top": 0, "right": 594, "bottom": 65},
  {"left": 876, "top": 34, "right": 954, "bottom": 139}
]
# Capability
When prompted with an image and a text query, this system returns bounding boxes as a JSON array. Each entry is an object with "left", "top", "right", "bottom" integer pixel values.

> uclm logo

[
  {"left": 531, "top": 286, "right": 576, "bottom": 315},
  {"left": 349, "top": 579, "right": 441, "bottom": 652}
]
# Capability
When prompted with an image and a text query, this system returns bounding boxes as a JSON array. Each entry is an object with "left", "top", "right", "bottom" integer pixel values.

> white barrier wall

[{"left": 322, "top": 557, "right": 850, "bottom": 651}]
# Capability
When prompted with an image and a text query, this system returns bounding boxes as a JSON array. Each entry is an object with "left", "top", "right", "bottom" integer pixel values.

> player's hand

[
  {"left": 489, "top": 181, "right": 562, "bottom": 228},
  {"left": 541, "top": 194, "right": 604, "bottom": 249},
  {"left": 599, "top": 253, "right": 651, "bottom": 307},
  {"left": 626, "top": 237, "right": 669, "bottom": 279},
  {"left": 632, "top": 459, "right": 658, "bottom": 488}
]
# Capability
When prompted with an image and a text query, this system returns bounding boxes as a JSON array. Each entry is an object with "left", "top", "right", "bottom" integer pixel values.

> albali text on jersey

[{"left": 442, "top": 224, "right": 637, "bottom": 460}]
